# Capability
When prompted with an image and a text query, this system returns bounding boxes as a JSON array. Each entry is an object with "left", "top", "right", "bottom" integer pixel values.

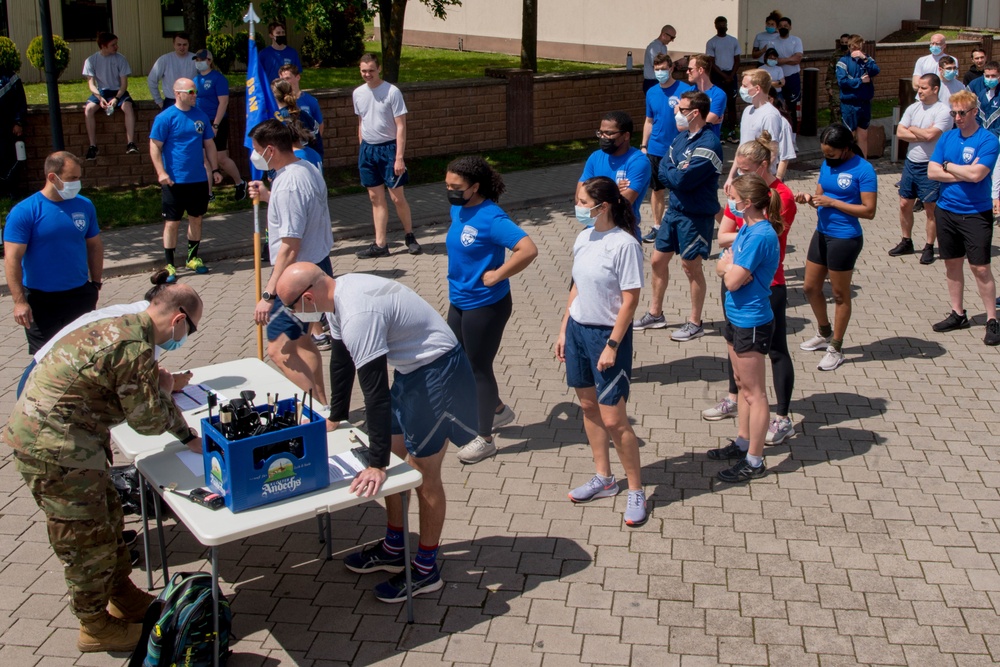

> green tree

[
  {"left": 27, "top": 35, "right": 70, "bottom": 79},
  {"left": 377, "top": 0, "right": 460, "bottom": 83},
  {"left": 520, "top": 0, "right": 537, "bottom": 72}
]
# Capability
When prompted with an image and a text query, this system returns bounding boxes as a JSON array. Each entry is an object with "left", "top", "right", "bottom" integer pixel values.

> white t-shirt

[
  {"left": 82, "top": 52, "right": 132, "bottom": 91},
  {"left": 773, "top": 35, "right": 803, "bottom": 77},
  {"left": 760, "top": 64, "right": 784, "bottom": 90},
  {"left": 740, "top": 103, "right": 784, "bottom": 147},
  {"left": 643, "top": 39, "right": 669, "bottom": 79},
  {"left": 913, "top": 53, "right": 944, "bottom": 78},
  {"left": 569, "top": 226, "right": 644, "bottom": 327},
  {"left": 777, "top": 115, "right": 796, "bottom": 164},
  {"left": 352, "top": 81, "right": 407, "bottom": 144},
  {"left": 327, "top": 273, "right": 458, "bottom": 374},
  {"left": 267, "top": 160, "right": 334, "bottom": 265},
  {"left": 992, "top": 139, "right": 1000, "bottom": 199},
  {"left": 937, "top": 78, "right": 966, "bottom": 107},
  {"left": 752, "top": 31, "right": 778, "bottom": 63},
  {"left": 706, "top": 35, "right": 741, "bottom": 72},
  {"left": 900, "top": 99, "right": 953, "bottom": 162},
  {"left": 34, "top": 301, "right": 154, "bottom": 362}
]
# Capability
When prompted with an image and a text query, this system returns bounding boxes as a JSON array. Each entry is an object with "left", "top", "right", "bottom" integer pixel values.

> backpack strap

[{"left": 127, "top": 599, "right": 165, "bottom": 667}]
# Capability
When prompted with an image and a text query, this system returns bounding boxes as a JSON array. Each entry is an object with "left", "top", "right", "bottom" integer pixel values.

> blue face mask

[
  {"left": 574, "top": 205, "right": 597, "bottom": 226},
  {"left": 160, "top": 319, "right": 187, "bottom": 352},
  {"left": 929, "top": 45, "right": 943, "bottom": 56},
  {"left": 727, "top": 199, "right": 745, "bottom": 218},
  {"left": 765, "top": 26, "right": 777, "bottom": 34},
  {"left": 986, "top": 77, "right": 999, "bottom": 89},
  {"left": 766, "top": 59, "right": 778, "bottom": 68},
  {"left": 942, "top": 69, "right": 958, "bottom": 81},
  {"left": 654, "top": 70, "right": 671, "bottom": 83}
]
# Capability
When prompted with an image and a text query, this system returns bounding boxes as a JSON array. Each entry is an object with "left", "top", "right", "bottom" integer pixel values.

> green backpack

[{"left": 129, "top": 572, "right": 232, "bottom": 667}]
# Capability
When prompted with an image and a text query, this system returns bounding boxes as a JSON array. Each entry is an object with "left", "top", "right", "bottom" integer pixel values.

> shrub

[
  {"left": 0, "top": 37, "right": 21, "bottom": 74},
  {"left": 205, "top": 33, "right": 237, "bottom": 73},
  {"left": 27, "top": 34, "right": 70, "bottom": 79},
  {"left": 300, "top": 4, "right": 365, "bottom": 67}
]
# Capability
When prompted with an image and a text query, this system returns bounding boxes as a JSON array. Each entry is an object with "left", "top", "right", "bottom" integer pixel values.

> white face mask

[
  {"left": 195, "top": 60, "right": 209, "bottom": 73},
  {"left": 290, "top": 300, "right": 324, "bottom": 323},
  {"left": 675, "top": 109, "right": 691, "bottom": 130},
  {"left": 54, "top": 175, "right": 81, "bottom": 200},
  {"left": 250, "top": 148, "right": 271, "bottom": 172}
]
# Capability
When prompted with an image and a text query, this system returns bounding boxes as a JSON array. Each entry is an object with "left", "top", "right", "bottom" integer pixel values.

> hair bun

[{"left": 150, "top": 269, "right": 170, "bottom": 285}]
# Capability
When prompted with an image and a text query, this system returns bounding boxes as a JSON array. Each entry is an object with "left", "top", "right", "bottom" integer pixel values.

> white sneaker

[
  {"left": 492, "top": 404, "right": 516, "bottom": 430},
  {"left": 702, "top": 397, "right": 737, "bottom": 421},
  {"left": 457, "top": 436, "right": 497, "bottom": 464},
  {"left": 817, "top": 346, "right": 845, "bottom": 371},
  {"left": 800, "top": 333, "right": 832, "bottom": 351}
]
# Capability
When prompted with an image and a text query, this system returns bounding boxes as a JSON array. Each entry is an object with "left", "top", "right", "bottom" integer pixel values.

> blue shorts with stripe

[
  {"left": 390, "top": 345, "right": 478, "bottom": 457},
  {"left": 564, "top": 318, "right": 633, "bottom": 406},
  {"left": 655, "top": 207, "right": 714, "bottom": 259},
  {"left": 359, "top": 140, "right": 409, "bottom": 189}
]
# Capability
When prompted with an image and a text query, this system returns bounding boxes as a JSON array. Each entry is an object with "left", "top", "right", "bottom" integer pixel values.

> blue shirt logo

[
  {"left": 72, "top": 212, "right": 86, "bottom": 232},
  {"left": 194, "top": 120, "right": 205, "bottom": 134},
  {"left": 460, "top": 225, "right": 478, "bottom": 247},
  {"left": 837, "top": 173, "right": 853, "bottom": 189},
  {"left": 962, "top": 146, "right": 975, "bottom": 163}
]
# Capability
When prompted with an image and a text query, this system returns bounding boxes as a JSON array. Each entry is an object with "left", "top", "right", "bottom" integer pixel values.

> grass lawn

[{"left": 24, "top": 42, "right": 610, "bottom": 105}]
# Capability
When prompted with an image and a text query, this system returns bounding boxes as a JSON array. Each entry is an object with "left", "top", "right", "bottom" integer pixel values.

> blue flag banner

[{"left": 245, "top": 33, "right": 277, "bottom": 179}]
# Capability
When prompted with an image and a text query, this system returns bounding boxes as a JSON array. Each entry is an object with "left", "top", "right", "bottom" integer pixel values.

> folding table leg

[
  {"left": 401, "top": 493, "right": 414, "bottom": 624},
  {"left": 152, "top": 490, "right": 170, "bottom": 584},
  {"left": 211, "top": 547, "right": 220, "bottom": 667},
  {"left": 138, "top": 472, "right": 153, "bottom": 591},
  {"left": 325, "top": 514, "right": 333, "bottom": 561},
  {"left": 316, "top": 514, "right": 325, "bottom": 543}
]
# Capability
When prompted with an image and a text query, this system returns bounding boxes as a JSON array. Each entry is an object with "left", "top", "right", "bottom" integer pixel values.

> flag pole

[{"left": 244, "top": 3, "right": 264, "bottom": 361}]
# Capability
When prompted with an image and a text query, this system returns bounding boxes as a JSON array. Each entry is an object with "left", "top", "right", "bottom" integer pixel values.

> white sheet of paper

[{"left": 176, "top": 450, "right": 205, "bottom": 478}]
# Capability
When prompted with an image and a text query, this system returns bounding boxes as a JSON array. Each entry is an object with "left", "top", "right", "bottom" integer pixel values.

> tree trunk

[
  {"left": 378, "top": 0, "right": 408, "bottom": 83},
  {"left": 520, "top": 0, "right": 537, "bottom": 72},
  {"left": 182, "top": 0, "right": 209, "bottom": 51}
]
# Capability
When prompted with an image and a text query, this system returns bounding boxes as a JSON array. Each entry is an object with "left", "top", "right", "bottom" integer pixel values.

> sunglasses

[
  {"left": 174, "top": 89, "right": 196, "bottom": 95},
  {"left": 949, "top": 109, "right": 975, "bottom": 117},
  {"left": 178, "top": 307, "right": 197, "bottom": 335},
  {"left": 284, "top": 284, "right": 314, "bottom": 309}
]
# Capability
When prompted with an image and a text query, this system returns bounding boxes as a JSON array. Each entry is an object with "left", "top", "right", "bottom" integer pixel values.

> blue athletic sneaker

[
  {"left": 344, "top": 541, "right": 405, "bottom": 574},
  {"left": 373, "top": 565, "right": 444, "bottom": 603},
  {"left": 568, "top": 474, "right": 620, "bottom": 503},
  {"left": 624, "top": 489, "right": 648, "bottom": 527}
]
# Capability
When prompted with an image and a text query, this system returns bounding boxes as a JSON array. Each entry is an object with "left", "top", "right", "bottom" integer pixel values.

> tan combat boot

[
  {"left": 77, "top": 610, "right": 143, "bottom": 653},
  {"left": 108, "top": 578, "right": 156, "bottom": 623}
]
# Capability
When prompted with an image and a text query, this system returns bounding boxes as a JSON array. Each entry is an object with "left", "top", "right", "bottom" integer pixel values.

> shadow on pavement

[{"left": 846, "top": 335, "right": 946, "bottom": 362}]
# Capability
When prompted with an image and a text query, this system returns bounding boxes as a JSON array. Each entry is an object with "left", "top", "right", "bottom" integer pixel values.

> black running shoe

[
  {"left": 717, "top": 458, "right": 767, "bottom": 483},
  {"left": 85, "top": 145, "right": 98, "bottom": 161},
  {"left": 125, "top": 142, "right": 139, "bottom": 155},
  {"left": 919, "top": 244, "right": 935, "bottom": 265},
  {"left": 234, "top": 181, "right": 248, "bottom": 201},
  {"left": 985, "top": 319, "right": 1000, "bottom": 346},
  {"left": 404, "top": 233, "right": 422, "bottom": 255},
  {"left": 121, "top": 530, "right": 138, "bottom": 548},
  {"left": 356, "top": 242, "right": 390, "bottom": 259},
  {"left": 344, "top": 541, "right": 405, "bottom": 574},
  {"left": 707, "top": 440, "right": 746, "bottom": 460},
  {"left": 932, "top": 310, "right": 969, "bottom": 332},
  {"left": 887, "top": 238, "right": 914, "bottom": 257}
]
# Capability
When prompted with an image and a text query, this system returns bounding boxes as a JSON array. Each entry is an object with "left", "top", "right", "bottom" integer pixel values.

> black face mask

[
  {"left": 447, "top": 189, "right": 468, "bottom": 206},
  {"left": 839, "top": 44, "right": 849, "bottom": 52},
  {"left": 778, "top": 28, "right": 790, "bottom": 38},
  {"left": 717, "top": 27, "right": 727, "bottom": 35},
  {"left": 825, "top": 155, "right": 847, "bottom": 168},
  {"left": 599, "top": 137, "right": 618, "bottom": 153},
  {"left": 274, "top": 35, "right": 288, "bottom": 46}
]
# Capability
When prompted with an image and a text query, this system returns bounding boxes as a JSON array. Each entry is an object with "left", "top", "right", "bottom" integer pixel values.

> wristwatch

[
  {"left": 942, "top": 160, "right": 950, "bottom": 173},
  {"left": 606, "top": 338, "right": 619, "bottom": 350},
  {"left": 261, "top": 290, "right": 275, "bottom": 301}
]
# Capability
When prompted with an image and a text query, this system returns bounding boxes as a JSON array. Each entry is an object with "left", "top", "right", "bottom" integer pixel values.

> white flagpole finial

[{"left": 243, "top": 4, "right": 260, "bottom": 26}]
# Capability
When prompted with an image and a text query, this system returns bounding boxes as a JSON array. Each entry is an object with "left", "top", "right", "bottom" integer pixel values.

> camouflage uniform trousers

[{"left": 14, "top": 451, "right": 132, "bottom": 618}]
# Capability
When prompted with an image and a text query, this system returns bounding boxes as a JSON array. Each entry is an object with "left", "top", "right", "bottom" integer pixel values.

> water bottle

[
  {"left": 105, "top": 99, "right": 116, "bottom": 117},
  {"left": 626, "top": 51, "right": 633, "bottom": 71},
  {"left": 15, "top": 141, "right": 25, "bottom": 161}
]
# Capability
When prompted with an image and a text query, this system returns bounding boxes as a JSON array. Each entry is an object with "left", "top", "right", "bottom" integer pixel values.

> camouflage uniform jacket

[
  {"left": 826, "top": 50, "right": 845, "bottom": 123},
  {"left": 3, "top": 312, "right": 190, "bottom": 469}
]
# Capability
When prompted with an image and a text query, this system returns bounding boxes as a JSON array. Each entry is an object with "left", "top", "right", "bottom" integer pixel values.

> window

[
  {"left": 161, "top": 0, "right": 184, "bottom": 38},
  {"left": 0, "top": 0, "right": 8, "bottom": 38},
  {"left": 60, "top": 0, "right": 112, "bottom": 41}
]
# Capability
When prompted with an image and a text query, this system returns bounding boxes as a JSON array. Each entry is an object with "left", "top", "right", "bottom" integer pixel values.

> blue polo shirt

[
  {"left": 446, "top": 199, "right": 527, "bottom": 310},
  {"left": 816, "top": 154, "right": 877, "bottom": 238},
  {"left": 194, "top": 69, "right": 229, "bottom": 122},
  {"left": 726, "top": 220, "right": 779, "bottom": 328},
  {"left": 4, "top": 192, "right": 100, "bottom": 291},
  {"left": 580, "top": 147, "right": 651, "bottom": 225},
  {"left": 149, "top": 105, "right": 215, "bottom": 184},
  {"left": 704, "top": 85, "right": 728, "bottom": 138},
  {"left": 645, "top": 80, "right": 695, "bottom": 157},
  {"left": 930, "top": 126, "right": 999, "bottom": 213}
]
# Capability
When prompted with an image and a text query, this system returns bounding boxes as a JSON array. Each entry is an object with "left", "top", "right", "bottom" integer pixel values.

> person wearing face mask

[
  {"left": 633, "top": 92, "right": 722, "bottom": 342},
  {"left": 641, "top": 53, "right": 695, "bottom": 242},
  {"left": 937, "top": 56, "right": 967, "bottom": 107},
  {"left": 751, "top": 11, "right": 783, "bottom": 63},
  {"left": 836, "top": 35, "right": 880, "bottom": 158},
  {"left": 3, "top": 282, "right": 203, "bottom": 654},
  {"left": 770, "top": 16, "right": 803, "bottom": 138},
  {"left": 826, "top": 34, "right": 851, "bottom": 125},
  {"left": 760, "top": 48, "right": 785, "bottom": 95},
  {"left": 794, "top": 124, "right": 878, "bottom": 371},
  {"left": 192, "top": 50, "right": 246, "bottom": 202},
  {"left": 557, "top": 176, "right": 646, "bottom": 526},
  {"left": 709, "top": 173, "right": 782, "bottom": 483},
  {"left": 443, "top": 156, "right": 538, "bottom": 464},
  {"left": 3, "top": 151, "right": 103, "bottom": 355},
  {"left": 975, "top": 61, "right": 1000, "bottom": 136},
  {"left": 724, "top": 69, "right": 782, "bottom": 194},
  {"left": 246, "top": 119, "right": 335, "bottom": 409},
  {"left": 706, "top": 16, "right": 741, "bottom": 143},
  {"left": 577, "top": 110, "right": 651, "bottom": 232},
  {"left": 912, "top": 34, "right": 948, "bottom": 91},
  {"left": 704, "top": 134, "right": 796, "bottom": 447},
  {"left": 260, "top": 21, "right": 302, "bottom": 86}
]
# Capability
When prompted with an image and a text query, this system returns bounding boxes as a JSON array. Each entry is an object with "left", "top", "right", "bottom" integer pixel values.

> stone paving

[{"left": 3, "top": 153, "right": 1000, "bottom": 666}]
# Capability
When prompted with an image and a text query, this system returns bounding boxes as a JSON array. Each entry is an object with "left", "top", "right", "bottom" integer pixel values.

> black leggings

[
  {"left": 721, "top": 283, "right": 794, "bottom": 416},
  {"left": 447, "top": 292, "right": 513, "bottom": 437}
]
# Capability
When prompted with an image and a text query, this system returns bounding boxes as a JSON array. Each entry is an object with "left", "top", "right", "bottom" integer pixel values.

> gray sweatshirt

[{"left": 146, "top": 52, "right": 198, "bottom": 106}]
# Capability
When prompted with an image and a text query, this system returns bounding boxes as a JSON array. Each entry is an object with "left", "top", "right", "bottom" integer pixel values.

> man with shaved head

[
  {"left": 4, "top": 281, "right": 204, "bottom": 654},
  {"left": 913, "top": 33, "right": 948, "bottom": 90},
  {"left": 276, "top": 263, "right": 477, "bottom": 603}
]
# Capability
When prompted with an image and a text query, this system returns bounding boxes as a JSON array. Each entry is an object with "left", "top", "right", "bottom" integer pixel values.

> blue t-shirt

[
  {"left": 293, "top": 146, "right": 323, "bottom": 171},
  {"left": 297, "top": 92, "right": 324, "bottom": 156},
  {"left": 259, "top": 46, "right": 302, "bottom": 85},
  {"left": 149, "top": 105, "right": 215, "bottom": 184},
  {"left": 725, "top": 220, "right": 779, "bottom": 328},
  {"left": 580, "top": 147, "right": 652, "bottom": 225},
  {"left": 704, "top": 85, "right": 728, "bottom": 138},
  {"left": 816, "top": 154, "right": 877, "bottom": 238},
  {"left": 4, "top": 192, "right": 100, "bottom": 291},
  {"left": 645, "top": 80, "right": 695, "bottom": 157},
  {"left": 446, "top": 199, "right": 528, "bottom": 310},
  {"left": 194, "top": 69, "right": 230, "bottom": 122},
  {"left": 930, "top": 126, "right": 999, "bottom": 213},
  {"left": 275, "top": 106, "right": 319, "bottom": 140}
]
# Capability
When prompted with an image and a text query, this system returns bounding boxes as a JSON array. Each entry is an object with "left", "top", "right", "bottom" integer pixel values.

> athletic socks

[
  {"left": 382, "top": 524, "right": 405, "bottom": 557},
  {"left": 818, "top": 323, "right": 833, "bottom": 338},
  {"left": 734, "top": 436, "right": 750, "bottom": 452},
  {"left": 746, "top": 453, "right": 764, "bottom": 467},
  {"left": 187, "top": 240, "right": 201, "bottom": 262},
  {"left": 413, "top": 543, "right": 439, "bottom": 576},
  {"left": 164, "top": 248, "right": 175, "bottom": 266},
  {"left": 831, "top": 338, "right": 843, "bottom": 352}
]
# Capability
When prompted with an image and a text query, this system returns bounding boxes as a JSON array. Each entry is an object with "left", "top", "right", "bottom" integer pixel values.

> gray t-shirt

[
  {"left": 267, "top": 160, "right": 334, "bottom": 265},
  {"left": 352, "top": 81, "right": 407, "bottom": 144},
  {"left": 327, "top": 273, "right": 458, "bottom": 374},
  {"left": 82, "top": 52, "right": 131, "bottom": 91},
  {"left": 900, "top": 99, "right": 952, "bottom": 163},
  {"left": 569, "top": 226, "right": 644, "bottom": 327},
  {"left": 147, "top": 52, "right": 198, "bottom": 105}
]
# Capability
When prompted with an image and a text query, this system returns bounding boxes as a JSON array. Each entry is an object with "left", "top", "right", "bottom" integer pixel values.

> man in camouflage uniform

[
  {"left": 826, "top": 34, "right": 851, "bottom": 125},
  {"left": 3, "top": 283, "right": 204, "bottom": 653}
]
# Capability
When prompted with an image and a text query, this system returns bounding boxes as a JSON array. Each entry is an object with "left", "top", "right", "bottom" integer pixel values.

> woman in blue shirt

[
  {"left": 714, "top": 173, "right": 781, "bottom": 483},
  {"left": 795, "top": 124, "right": 878, "bottom": 372},
  {"left": 445, "top": 156, "right": 538, "bottom": 465}
]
